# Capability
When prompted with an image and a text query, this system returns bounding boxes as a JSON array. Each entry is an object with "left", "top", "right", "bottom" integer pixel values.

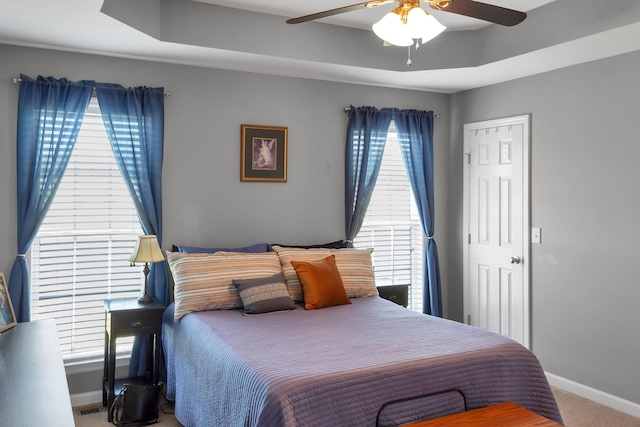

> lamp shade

[
  {"left": 129, "top": 235, "right": 165, "bottom": 264},
  {"left": 411, "top": 9, "right": 446, "bottom": 43},
  {"left": 373, "top": 12, "right": 414, "bottom": 46}
]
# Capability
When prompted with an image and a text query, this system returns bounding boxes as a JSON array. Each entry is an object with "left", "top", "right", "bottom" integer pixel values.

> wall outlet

[{"left": 532, "top": 227, "right": 542, "bottom": 244}]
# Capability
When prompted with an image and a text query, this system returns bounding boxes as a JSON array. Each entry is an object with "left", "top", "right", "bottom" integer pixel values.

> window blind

[
  {"left": 353, "top": 122, "right": 424, "bottom": 312},
  {"left": 30, "top": 98, "right": 144, "bottom": 360}
]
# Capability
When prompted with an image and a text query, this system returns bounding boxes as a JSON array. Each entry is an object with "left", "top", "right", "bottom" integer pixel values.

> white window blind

[
  {"left": 30, "top": 97, "right": 144, "bottom": 360},
  {"left": 353, "top": 122, "right": 424, "bottom": 312}
]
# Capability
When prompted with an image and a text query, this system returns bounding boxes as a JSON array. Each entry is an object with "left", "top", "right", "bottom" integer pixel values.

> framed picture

[
  {"left": 0, "top": 272, "right": 17, "bottom": 333},
  {"left": 241, "top": 124, "right": 288, "bottom": 182}
]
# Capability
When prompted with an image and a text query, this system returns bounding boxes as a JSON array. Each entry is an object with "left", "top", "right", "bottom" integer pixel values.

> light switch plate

[{"left": 532, "top": 227, "right": 541, "bottom": 244}]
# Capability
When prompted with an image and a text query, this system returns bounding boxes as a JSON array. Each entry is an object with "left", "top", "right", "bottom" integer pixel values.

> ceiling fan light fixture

[
  {"left": 372, "top": 11, "right": 413, "bottom": 46},
  {"left": 372, "top": 3, "right": 446, "bottom": 47}
]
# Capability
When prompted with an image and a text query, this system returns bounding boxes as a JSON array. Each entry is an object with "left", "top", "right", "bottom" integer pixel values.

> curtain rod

[
  {"left": 11, "top": 77, "right": 171, "bottom": 96},
  {"left": 344, "top": 106, "right": 440, "bottom": 119}
]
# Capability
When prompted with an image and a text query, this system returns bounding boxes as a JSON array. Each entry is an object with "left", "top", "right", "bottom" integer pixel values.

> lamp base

[
  {"left": 138, "top": 293, "right": 154, "bottom": 304},
  {"left": 138, "top": 262, "right": 154, "bottom": 304}
]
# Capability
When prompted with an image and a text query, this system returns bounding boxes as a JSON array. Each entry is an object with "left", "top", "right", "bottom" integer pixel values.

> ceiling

[{"left": 1, "top": 0, "right": 640, "bottom": 93}]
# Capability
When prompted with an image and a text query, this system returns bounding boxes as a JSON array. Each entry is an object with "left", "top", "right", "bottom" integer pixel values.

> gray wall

[
  {"left": 3, "top": 39, "right": 639, "bottom": 407},
  {"left": 449, "top": 50, "right": 640, "bottom": 404},
  {"left": 0, "top": 43, "right": 450, "bottom": 395}
]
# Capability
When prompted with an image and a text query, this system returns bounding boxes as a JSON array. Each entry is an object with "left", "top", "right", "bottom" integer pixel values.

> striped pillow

[
  {"left": 272, "top": 246, "right": 378, "bottom": 302},
  {"left": 233, "top": 272, "right": 295, "bottom": 315},
  {"left": 167, "top": 251, "right": 283, "bottom": 320}
]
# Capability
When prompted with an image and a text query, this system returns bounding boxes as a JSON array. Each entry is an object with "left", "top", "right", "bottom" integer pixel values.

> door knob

[{"left": 509, "top": 256, "right": 521, "bottom": 264}]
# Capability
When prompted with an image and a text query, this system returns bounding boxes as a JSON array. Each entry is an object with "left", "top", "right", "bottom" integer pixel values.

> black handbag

[{"left": 109, "top": 383, "right": 162, "bottom": 426}]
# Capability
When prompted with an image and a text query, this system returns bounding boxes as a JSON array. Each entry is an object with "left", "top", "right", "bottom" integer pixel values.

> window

[
  {"left": 353, "top": 121, "right": 424, "bottom": 312},
  {"left": 30, "top": 97, "right": 144, "bottom": 361}
]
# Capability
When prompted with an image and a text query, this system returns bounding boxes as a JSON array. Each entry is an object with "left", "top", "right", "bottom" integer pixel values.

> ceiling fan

[
  {"left": 287, "top": 0, "right": 527, "bottom": 48},
  {"left": 287, "top": 0, "right": 526, "bottom": 27}
]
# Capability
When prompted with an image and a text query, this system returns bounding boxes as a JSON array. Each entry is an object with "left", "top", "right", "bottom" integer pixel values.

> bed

[{"left": 163, "top": 246, "right": 563, "bottom": 427}]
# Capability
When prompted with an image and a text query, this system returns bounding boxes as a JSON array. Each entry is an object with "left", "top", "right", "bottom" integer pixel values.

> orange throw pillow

[{"left": 290, "top": 255, "right": 352, "bottom": 310}]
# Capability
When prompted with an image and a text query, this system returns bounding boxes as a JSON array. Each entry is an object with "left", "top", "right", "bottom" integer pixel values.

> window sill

[{"left": 64, "top": 352, "right": 131, "bottom": 376}]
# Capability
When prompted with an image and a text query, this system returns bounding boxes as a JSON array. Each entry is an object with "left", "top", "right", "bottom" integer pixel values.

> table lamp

[{"left": 129, "top": 235, "right": 165, "bottom": 304}]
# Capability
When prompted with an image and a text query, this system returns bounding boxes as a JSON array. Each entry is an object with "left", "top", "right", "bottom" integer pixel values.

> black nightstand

[
  {"left": 102, "top": 297, "right": 165, "bottom": 418},
  {"left": 377, "top": 283, "right": 410, "bottom": 308}
]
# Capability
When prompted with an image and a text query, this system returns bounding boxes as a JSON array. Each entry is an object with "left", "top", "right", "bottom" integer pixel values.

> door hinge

[
  {"left": 467, "top": 314, "right": 471, "bottom": 324},
  {"left": 468, "top": 234, "right": 471, "bottom": 244},
  {"left": 465, "top": 152, "right": 471, "bottom": 164}
]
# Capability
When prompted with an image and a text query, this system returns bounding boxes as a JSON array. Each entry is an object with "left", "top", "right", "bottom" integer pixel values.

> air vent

[{"left": 79, "top": 406, "right": 104, "bottom": 416}]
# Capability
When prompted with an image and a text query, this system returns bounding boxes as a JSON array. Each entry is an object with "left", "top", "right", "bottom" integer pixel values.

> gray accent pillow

[{"left": 233, "top": 272, "right": 295, "bottom": 314}]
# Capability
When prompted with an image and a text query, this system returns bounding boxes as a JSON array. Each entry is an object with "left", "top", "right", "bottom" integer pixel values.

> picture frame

[
  {"left": 241, "top": 124, "right": 288, "bottom": 182},
  {"left": 0, "top": 272, "right": 17, "bottom": 333}
]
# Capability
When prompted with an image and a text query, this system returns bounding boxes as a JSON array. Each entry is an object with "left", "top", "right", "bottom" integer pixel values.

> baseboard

[
  {"left": 71, "top": 390, "right": 103, "bottom": 408},
  {"left": 546, "top": 372, "right": 640, "bottom": 418}
]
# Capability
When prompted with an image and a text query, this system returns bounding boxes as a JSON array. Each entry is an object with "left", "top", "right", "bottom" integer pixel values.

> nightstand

[
  {"left": 377, "top": 283, "right": 410, "bottom": 308},
  {"left": 102, "top": 297, "right": 165, "bottom": 418}
]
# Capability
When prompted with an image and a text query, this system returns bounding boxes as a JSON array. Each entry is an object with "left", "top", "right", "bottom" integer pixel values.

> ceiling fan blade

[
  {"left": 431, "top": 0, "right": 526, "bottom": 26},
  {"left": 286, "top": 0, "right": 394, "bottom": 24}
]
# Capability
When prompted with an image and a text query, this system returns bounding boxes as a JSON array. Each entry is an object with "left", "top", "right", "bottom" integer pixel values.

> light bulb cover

[
  {"left": 372, "top": 12, "right": 414, "bottom": 47},
  {"left": 418, "top": 14, "right": 446, "bottom": 43},
  {"left": 406, "top": 7, "right": 431, "bottom": 39}
]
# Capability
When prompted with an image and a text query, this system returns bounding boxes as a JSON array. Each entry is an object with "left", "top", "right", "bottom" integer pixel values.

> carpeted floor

[
  {"left": 73, "top": 387, "right": 640, "bottom": 426},
  {"left": 73, "top": 397, "right": 182, "bottom": 427},
  {"left": 552, "top": 387, "right": 640, "bottom": 427}
]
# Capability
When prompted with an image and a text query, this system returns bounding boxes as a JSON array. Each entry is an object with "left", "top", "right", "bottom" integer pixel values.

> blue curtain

[
  {"left": 95, "top": 84, "right": 168, "bottom": 377},
  {"left": 344, "top": 106, "right": 393, "bottom": 243},
  {"left": 9, "top": 75, "right": 94, "bottom": 322},
  {"left": 393, "top": 109, "right": 442, "bottom": 317}
]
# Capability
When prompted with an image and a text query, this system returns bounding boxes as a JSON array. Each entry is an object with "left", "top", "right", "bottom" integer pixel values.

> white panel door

[{"left": 463, "top": 115, "right": 530, "bottom": 348}]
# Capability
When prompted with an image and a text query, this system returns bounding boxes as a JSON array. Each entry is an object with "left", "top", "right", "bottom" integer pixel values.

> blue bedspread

[{"left": 163, "top": 297, "right": 562, "bottom": 426}]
